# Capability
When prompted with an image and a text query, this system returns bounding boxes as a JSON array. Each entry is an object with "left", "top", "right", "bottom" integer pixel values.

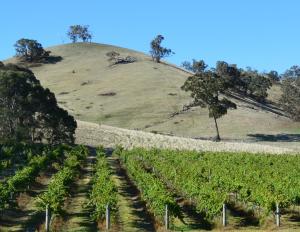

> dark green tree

[
  {"left": 280, "top": 77, "right": 300, "bottom": 121},
  {"left": 0, "top": 64, "right": 76, "bottom": 144},
  {"left": 67, "top": 25, "right": 92, "bottom": 43},
  {"left": 243, "top": 70, "right": 272, "bottom": 102},
  {"left": 237, "top": 68, "right": 272, "bottom": 101},
  {"left": 150, "top": 35, "right": 173, "bottom": 63},
  {"left": 282, "top": 65, "right": 300, "bottom": 79},
  {"left": 14, "top": 39, "right": 50, "bottom": 62},
  {"left": 181, "top": 71, "right": 236, "bottom": 141},
  {"left": 267, "top": 70, "right": 280, "bottom": 82},
  {"left": 182, "top": 59, "right": 208, "bottom": 74},
  {"left": 216, "top": 61, "right": 241, "bottom": 89}
]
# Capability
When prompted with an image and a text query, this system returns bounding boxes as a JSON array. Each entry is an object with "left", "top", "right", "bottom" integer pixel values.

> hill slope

[{"left": 4, "top": 42, "right": 300, "bottom": 149}]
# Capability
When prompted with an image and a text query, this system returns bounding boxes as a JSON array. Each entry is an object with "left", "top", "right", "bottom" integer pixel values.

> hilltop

[{"left": 4, "top": 42, "right": 300, "bottom": 150}]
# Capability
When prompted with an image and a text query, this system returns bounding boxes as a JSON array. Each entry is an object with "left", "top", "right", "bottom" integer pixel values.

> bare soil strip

[
  {"left": 108, "top": 155, "right": 156, "bottom": 232},
  {"left": 58, "top": 154, "right": 97, "bottom": 232}
]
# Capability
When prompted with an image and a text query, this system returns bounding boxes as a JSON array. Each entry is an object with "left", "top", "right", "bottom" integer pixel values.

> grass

[
  {"left": 75, "top": 120, "right": 297, "bottom": 154},
  {"left": 57, "top": 155, "right": 97, "bottom": 231},
  {"left": 4, "top": 42, "right": 299, "bottom": 150},
  {"left": 108, "top": 155, "right": 155, "bottom": 232}
]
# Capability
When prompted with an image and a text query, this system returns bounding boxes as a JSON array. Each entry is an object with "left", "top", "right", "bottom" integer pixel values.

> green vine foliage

[
  {"left": 35, "top": 145, "right": 88, "bottom": 214},
  {"left": 88, "top": 147, "right": 118, "bottom": 221},
  {"left": 0, "top": 144, "right": 68, "bottom": 210},
  {"left": 115, "top": 148, "right": 182, "bottom": 224},
  {"left": 116, "top": 148, "right": 300, "bottom": 220}
]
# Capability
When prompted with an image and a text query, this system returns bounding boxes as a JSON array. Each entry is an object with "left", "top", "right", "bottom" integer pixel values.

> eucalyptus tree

[
  {"left": 150, "top": 35, "right": 173, "bottom": 63},
  {"left": 181, "top": 70, "right": 236, "bottom": 141},
  {"left": 0, "top": 64, "right": 76, "bottom": 144}
]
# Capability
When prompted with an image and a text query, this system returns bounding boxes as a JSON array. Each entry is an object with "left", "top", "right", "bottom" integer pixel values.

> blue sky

[{"left": 1, "top": 0, "right": 299, "bottom": 73}]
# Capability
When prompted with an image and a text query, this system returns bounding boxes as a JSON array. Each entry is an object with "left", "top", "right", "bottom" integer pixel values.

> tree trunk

[{"left": 213, "top": 114, "right": 221, "bottom": 141}]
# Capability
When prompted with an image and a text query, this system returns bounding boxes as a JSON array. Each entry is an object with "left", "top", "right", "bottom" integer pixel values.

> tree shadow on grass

[
  {"left": 17, "top": 55, "right": 63, "bottom": 68},
  {"left": 43, "top": 55, "right": 63, "bottom": 64},
  {"left": 176, "top": 199, "right": 213, "bottom": 231},
  {"left": 247, "top": 133, "right": 300, "bottom": 142},
  {"left": 226, "top": 91, "right": 286, "bottom": 117},
  {"left": 227, "top": 203, "right": 259, "bottom": 228}
]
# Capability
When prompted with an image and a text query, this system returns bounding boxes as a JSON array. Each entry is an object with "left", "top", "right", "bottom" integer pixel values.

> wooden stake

[
  {"left": 276, "top": 203, "right": 280, "bottom": 227},
  {"left": 45, "top": 205, "right": 50, "bottom": 232},
  {"left": 165, "top": 204, "right": 169, "bottom": 230},
  {"left": 106, "top": 204, "right": 110, "bottom": 230},
  {"left": 222, "top": 203, "right": 227, "bottom": 226}
]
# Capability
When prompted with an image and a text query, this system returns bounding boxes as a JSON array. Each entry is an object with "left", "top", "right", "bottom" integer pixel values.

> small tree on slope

[
  {"left": 181, "top": 70, "right": 236, "bottom": 141},
  {"left": 150, "top": 35, "right": 173, "bottom": 63}
]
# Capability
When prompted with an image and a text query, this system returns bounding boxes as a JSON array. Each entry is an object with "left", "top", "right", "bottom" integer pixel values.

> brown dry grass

[
  {"left": 76, "top": 120, "right": 297, "bottom": 154},
  {"left": 4, "top": 42, "right": 300, "bottom": 150}
]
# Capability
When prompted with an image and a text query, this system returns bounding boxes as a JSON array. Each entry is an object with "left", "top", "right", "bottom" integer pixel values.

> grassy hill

[{"left": 4, "top": 42, "right": 300, "bottom": 149}]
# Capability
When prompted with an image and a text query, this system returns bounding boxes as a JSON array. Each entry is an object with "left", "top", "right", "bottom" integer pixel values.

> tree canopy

[
  {"left": 279, "top": 65, "right": 300, "bottom": 121},
  {"left": 183, "top": 60, "right": 272, "bottom": 103},
  {"left": 67, "top": 25, "right": 92, "bottom": 43},
  {"left": 150, "top": 35, "right": 173, "bottom": 63},
  {"left": 182, "top": 59, "right": 208, "bottom": 74},
  {"left": 267, "top": 70, "right": 280, "bottom": 82},
  {"left": 282, "top": 65, "right": 300, "bottom": 80},
  {"left": 0, "top": 64, "right": 76, "bottom": 144},
  {"left": 181, "top": 70, "right": 236, "bottom": 141},
  {"left": 15, "top": 39, "right": 50, "bottom": 62}
]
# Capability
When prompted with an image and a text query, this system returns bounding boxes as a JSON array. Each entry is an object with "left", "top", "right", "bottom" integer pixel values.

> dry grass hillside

[{"left": 4, "top": 42, "right": 300, "bottom": 150}]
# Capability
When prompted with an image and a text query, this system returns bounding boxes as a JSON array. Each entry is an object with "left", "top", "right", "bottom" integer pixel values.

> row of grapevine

[
  {"left": 88, "top": 147, "right": 118, "bottom": 223},
  {"left": 0, "top": 145, "right": 66, "bottom": 210},
  {"left": 0, "top": 143, "right": 46, "bottom": 177},
  {"left": 35, "top": 145, "right": 88, "bottom": 214},
  {"left": 117, "top": 148, "right": 300, "bottom": 221},
  {"left": 114, "top": 147, "right": 182, "bottom": 226}
]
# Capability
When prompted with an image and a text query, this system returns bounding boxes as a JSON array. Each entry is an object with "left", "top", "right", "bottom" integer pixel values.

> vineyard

[{"left": 0, "top": 144, "right": 299, "bottom": 231}]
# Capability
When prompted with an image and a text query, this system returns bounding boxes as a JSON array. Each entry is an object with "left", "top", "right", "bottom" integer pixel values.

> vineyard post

[
  {"left": 106, "top": 203, "right": 110, "bottom": 230},
  {"left": 165, "top": 204, "right": 169, "bottom": 230},
  {"left": 276, "top": 203, "right": 280, "bottom": 227},
  {"left": 45, "top": 204, "right": 50, "bottom": 232},
  {"left": 222, "top": 203, "right": 227, "bottom": 226}
]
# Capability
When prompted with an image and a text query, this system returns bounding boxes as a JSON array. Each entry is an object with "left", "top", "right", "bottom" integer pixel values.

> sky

[{"left": 1, "top": 0, "right": 300, "bottom": 73}]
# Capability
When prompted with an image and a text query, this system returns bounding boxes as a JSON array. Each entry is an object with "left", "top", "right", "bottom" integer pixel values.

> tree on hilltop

[
  {"left": 150, "top": 35, "right": 173, "bottom": 63},
  {"left": 67, "top": 25, "right": 92, "bottom": 43},
  {"left": 267, "top": 70, "right": 280, "bottom": 83},
  {"left": 14, "top": 39, "right": 50, "bottom": 62},
  {"left": 181, "top": 70, "right": 236, "bottom": 141},
  {"left": 282, "top": 65, "right": 300, "bottom": 80}
]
